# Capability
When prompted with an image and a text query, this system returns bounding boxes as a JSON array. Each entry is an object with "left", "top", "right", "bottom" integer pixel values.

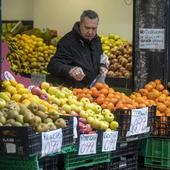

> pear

[
  {"left": 28, "top": 102, "right": 38, "bottom": 113},
  {"left": 23, "top": 123, "right": 30, "bottom": 126},
  {"left": 35, "top": 111, "right": 48, "bottom": 120},
  {"left": 0, "top": 116, "right": 6, "bottom": 124},
  {"left": 43, "top": 118, "right": 53, "bottom": 123},
  {"left": 47, "top": 122, "right": 56, "bottom": 131},
  {"left": 24, "top": 112, "right": 35, "bottom": 123},
  {"left": 54, "top": 118, "right": 67, "bottom": 128},
  {"left": 16, "top": 114, "right": 24, "bottom": 124},
  {"left": 19, "top": 104, "right": 32, "bottom": 116},
  {"left": 7, "top": 110, "right": 19, "bottom": 119},
  {"left": 12, "top": 121, "right": 23, "bottom": 127},
  {"left": 36, "top": 123, "right": 49, "bottom": 132},
  {"left": 6, "top": 118, "right": 15, "bottom": 124},
  {"left": 30, "top": 116, "right": 42, "bottom": 127},
  {"left": 38, "top": 104, "right": 46, "bottom": 112}
]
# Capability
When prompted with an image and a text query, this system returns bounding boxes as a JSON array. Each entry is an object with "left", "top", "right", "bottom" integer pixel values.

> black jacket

[{"left": 47, "top": 22, "right": 103, "bottom": 88}]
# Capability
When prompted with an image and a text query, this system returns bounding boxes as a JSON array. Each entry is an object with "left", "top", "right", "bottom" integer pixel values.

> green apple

[
  {"left": 101, "top": 109, "right": 111, "bottom": 116},
  {"left": 110, "top": 121, "right": 119, "bottom": 130},
  {"left": 91, "top": 119, "right": 101, "bottom": 129},
  {"left": 85, "top": 109, "right": 95, "bottom": 117},
  {"left": 62, "top": 104, "right": 71, "bottom": 113},
  {"left": 94, "top": 114, "right": 104, "bottom": 121},
  {"left": 105, "top": 112, "right": 114, "bottom": 122},
  {"left": 93, "top": 105, "right": 102, "bottom": 114},
  {"left": 48, "top": 87, "right": 58, "bottom": 95},
  {"left": 80, "top": 97, "right": 90, "bottom": 105},
  {"left": 59, "top": 98, "right": 67, "bottom": 106},
  {"left": 100, "top": 121, "right": 109, "bottom": 130},
  {"left": 106, "top": 128, "right": 112, "bottom": 132},
  {"left": 0, "top": 98, "right": 6, "bottom": 109},
  {"left": 0, "top": 92, "right": 10, "bottom": 102},
  {"left": 84, "top": 103, "right": 94, "bottom": 110},
  {"left": 68, "top": 97, "right": 77, "bottom": 105},
  {"left": 87, "top": 116, "right": 95, "bottom": 124},
  {"left": 79, "top": 110, "right": 89, "bottom": 118},
  {"left": 41, "top": 82, "right": 50, "bottom": 91}
]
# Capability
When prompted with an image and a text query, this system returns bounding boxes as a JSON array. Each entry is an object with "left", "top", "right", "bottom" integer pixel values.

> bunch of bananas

[{"left": 7, "top": 34, "right": 56, "bottom": 74}]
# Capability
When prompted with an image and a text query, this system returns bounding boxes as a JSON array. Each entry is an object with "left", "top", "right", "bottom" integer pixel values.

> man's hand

[
  {"left": 100, "top": 66, "right": 108, "bottom": 75},
  {"left": 69, "top": 67, "right": 85, "bottom": 81}
]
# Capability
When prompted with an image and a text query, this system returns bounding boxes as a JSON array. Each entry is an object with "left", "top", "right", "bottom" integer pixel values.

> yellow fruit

[
  {"left": 11, "top": 94, "right": 22, "bottom": 102},
  {"left": 6, "top": 86, "right": 17, "bottom": 95}
]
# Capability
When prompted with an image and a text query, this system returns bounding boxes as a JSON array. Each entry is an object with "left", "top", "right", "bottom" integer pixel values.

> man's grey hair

[{"left": 80, "top": 10, "right": 99, "bottom": 23}]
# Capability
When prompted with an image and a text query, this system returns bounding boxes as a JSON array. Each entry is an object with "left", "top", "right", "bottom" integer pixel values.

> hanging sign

[
  {"left": 102, "top": 131, "right": 118, "bottom": 152},
  {"left": 126, "top": 107, "right": 150, "bottom": 137},
  {"left": 41, "top": 128, "right": 62, "bottom": 157},
  {"left": 78, "top": 133, "right": 97, "bottom": 155},
  {"left": 139, "top": 28, "right": 165, "bottom": 49}
]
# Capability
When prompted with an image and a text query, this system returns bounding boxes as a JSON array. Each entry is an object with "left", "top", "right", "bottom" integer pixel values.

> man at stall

[{"left": 47, "top": 10, "right": 108, "bottom": 88}]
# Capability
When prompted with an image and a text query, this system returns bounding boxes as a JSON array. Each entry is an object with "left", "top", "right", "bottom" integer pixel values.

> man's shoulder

[{"left": 59, "top": 31, "right": 75, "bottom": 44}]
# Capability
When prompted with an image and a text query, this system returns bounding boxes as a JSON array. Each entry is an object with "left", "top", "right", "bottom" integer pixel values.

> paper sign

[
  {"left": 41, "top": 128, "right": 62, "bottom": 157},
  {"left": 78, "top": 134, "right": 97, "bottom": 155},
  {"left": 102, "top": 131, "right": 118, "bottom": 152},
  {"left": 4, "top": 71, "right": 15, "bottom": 80},
  {"left": 73, "top": 117, "right": 78, "bottom": 139},
  {"left": 139, "top": 28, "right": 165, "bottom": 49},
  {"left": 126, "top": 107, "right": 150, "bottom": 137}
]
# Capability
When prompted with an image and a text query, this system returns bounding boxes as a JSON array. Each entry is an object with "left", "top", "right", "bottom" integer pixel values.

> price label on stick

[
  {"left": 41, "top": 128, "right": 62, "bottom": 157},
  {"left": 102, "top": 131, "right": 118, "bottom": 152},
  {"left": 78, "top": 134, "right": 98, "bottom": 155},
  {"left": 126, "top": 107, "right": 150, "bottom": 137}
]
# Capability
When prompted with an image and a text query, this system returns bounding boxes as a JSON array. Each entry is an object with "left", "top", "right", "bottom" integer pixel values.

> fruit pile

[
  {"left": 7, "top": 34, "right": 56, "bottom": 74},
  {"left": 100, "top": 34, "right": 132, "bottom": 78},
  {"left": 0, "top": 80, "right": 119, "bottom": 133},
  {"left": 73, "top": 82, "right": 137, "bottom": 111},
  {"left": 130, "top": 79, "right": 170, "bottom": 116}
]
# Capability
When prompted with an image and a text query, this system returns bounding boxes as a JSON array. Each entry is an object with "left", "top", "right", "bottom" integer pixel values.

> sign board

[
  {"left": 139, "top": 28, "right": 165, "bottom": 49},
  {"left": 78, "top": 134, "right": 97, "bottom": 155},
  {"left": 41, "top": 129, "right": 62, "bottom": 157},
  {"left": 102, "top": 131, "right": 118, "bottom": 152},
  {"left": 126, "top": 107, "right": 150, "bottom": 137}
]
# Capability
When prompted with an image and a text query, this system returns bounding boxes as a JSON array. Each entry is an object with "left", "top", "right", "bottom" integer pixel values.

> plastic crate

[
  {"left": 0, "top": 155, "right": 39, "bottom": 170},
  {"left": 144, "top": 138, "right": 170, "bottom": 169},
  {"left": 64, "top": 145, "right": 111, "bottom": 170},
  {"left": 151, "top": 116, "right": 170, "bottom": 137},
  {"left": 138, "top": 139, "right": 147, "bottom": 156},
  {"left": 0, "top": 126, "right": 41, "bottom": 156},
  {"left": 115, "top": 106, "right": 156, "bottom": 142}
]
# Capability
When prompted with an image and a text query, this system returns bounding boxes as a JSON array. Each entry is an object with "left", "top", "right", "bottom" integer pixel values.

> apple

[
  {"left": 70, "top": 110, "right": 79, "bottom": 116},
  {"left": 59, "top": 98, "right": 67, "bottom": 106},
  {"left": 93, "top": 105, "right": 102, "bottom": 114},
  {"left": 79, "top": 117, "right": 87, "bottom": 124},
  {"left": 91, "top": 119, "right": 101, "bottom": 129},
  {"left": 41, "top": 82, "right": 50, "bottom": 91},
  {"left": 87, "top": 116, "right": 95, "bottom": 124},
  {"left": 39, "top": 94, "right": 49, "bottom": 101},
  {"left": 31, "top": 86, "right": 42, "bottom": 96},
  {"left": 94, "top": 114, "right": 104, "bottom": 121},
  {"left": 110, "top": 121, "right": 119, "bottom": 130},
  {"left": 48, "top": 87, "right": 58, "bottom": 95},
  {"left": 84, "top": 103, "right": 94, "bottom": 110},
  {"left": 68, "top": 98, "right": 77, "bottom": 105},
  {"left": 105, "top": 112, "right": 114, "bottom": 122},
  {"left": 79, "top": 110, "right": 88, "bottom": 118},
  {"left": 88, "top": 131, "right": 96, "bottom": 134},
  {"left": 80, "top": 97, "right": 90, "bottom": 105},
  {"left": 100, "top": 121, "right": 109, "bottom": 130},
  {"left": 101, "top": 109, "right": 112, "bottom": 116},
  {"left": 79, "top": 122, "right": 86, "bottom": 129},
  {"left": 85, "top": 109, "right": 95, "bottom": 117},
  {"left": 62, "top": 104, "right": 71, "bottom": 113},
  {"left": 80, "top": 124, "right": 92, "bottom": 134},
  {"left": 0, "top": 98, "right": 6, "bottom": 109}
]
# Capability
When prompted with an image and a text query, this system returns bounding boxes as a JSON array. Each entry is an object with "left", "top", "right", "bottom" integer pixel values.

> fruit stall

[{"left": 1, "top": 1, "right": 170, "bottom": 170}]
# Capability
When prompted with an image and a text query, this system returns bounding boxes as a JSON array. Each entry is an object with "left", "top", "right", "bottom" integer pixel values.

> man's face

[{"left": 80, "top": 17, "right": 98, "bottom": 41}]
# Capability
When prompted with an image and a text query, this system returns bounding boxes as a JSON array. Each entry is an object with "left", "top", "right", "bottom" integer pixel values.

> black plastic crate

[
  {"left": 151, "top": 116, "right": 170, "bottom": 137},
  {"left": 115, "top": 106, "right": 156, "bottom": 142},
  {"left": 0, "top": 126, "right": 41, "bottom": 157}
]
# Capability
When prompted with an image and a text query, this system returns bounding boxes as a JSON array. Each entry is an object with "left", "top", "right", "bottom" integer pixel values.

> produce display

[
  {"left": 6, "top": 34, "right": 56, "bottom": 74},
  {"left": 100, "top": 34, "right": 132, "bottom": 78}
]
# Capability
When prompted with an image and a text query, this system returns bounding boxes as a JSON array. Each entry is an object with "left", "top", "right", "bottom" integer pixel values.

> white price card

[
  {"left": 78, "top": 133, "right": 98, "bottom": 155},
  {"left": 73, "top": 117, "right": 78, "bottom": 139},
  {"left": 126, "top": 107, "right": 150, "bottom": 137},
  {"left": 4, "top": 71, "right": 15, "bottom": 80},
  {"left": 41, "top": 128, "right": 62, "bottom": 157},
  {"left": 102, "top": 131, "right": 118, "bottom": 152}
]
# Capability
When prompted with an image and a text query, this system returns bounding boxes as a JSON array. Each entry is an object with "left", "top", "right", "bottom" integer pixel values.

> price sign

[
  {"left": 126, "top": 107, "right": 150, "bottom": 137},
  {"left": 4, "top": 71, "right": 15, "bottom": 80},
  {"left": 102, "top": 131, "right": 118, "bottom": 152},
  {"left": 78, "top": 134, "right": 97, "bottom": 155},
  {"left": 73, "top": 117, "right": 78, "bottom": 139},
  {"left": 41, "top": 128, "right": 62, "bottom": 157}
]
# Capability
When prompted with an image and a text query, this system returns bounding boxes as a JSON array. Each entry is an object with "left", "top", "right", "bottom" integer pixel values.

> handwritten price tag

[
  {"left": 102, "top": 131, "right": 118, "bottom": 152},
  {"left": 126, "top": 107, "right": 150, "bottom": 137},
  {"left": 41, "top": 128, "right": 62, "bottom": 157},
  {"left": 78, "top": 134, "right": 98, "bottom": 155},
  {"left": 73, "top": 117, "right": 78, "bottom": 139}
]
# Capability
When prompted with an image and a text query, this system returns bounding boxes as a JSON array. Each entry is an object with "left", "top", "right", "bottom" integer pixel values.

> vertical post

[{"left": 0, "top": 0, "right": 2, "bottom": 91}]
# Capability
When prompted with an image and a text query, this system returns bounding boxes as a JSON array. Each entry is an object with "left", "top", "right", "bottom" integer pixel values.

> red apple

[
  {"left": 79, "top": 118, "right": 87, "bottom": 124},
  {"left": 31, "top": 86, "right": 42, "bottom": 96}
]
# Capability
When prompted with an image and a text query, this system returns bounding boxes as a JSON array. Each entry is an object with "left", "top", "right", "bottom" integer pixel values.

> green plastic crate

[
  {"left": 138, "top": 139, "right": 147, "bottom": 156},
  {"left": 144, "top": 138, "right": 170, "bottom": 169},
  {"left": 64, "top": 147, "right": 111, "bottom": 170},
  {"left": 0, "top": 155, "right": 39, "bottom": 170}
]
